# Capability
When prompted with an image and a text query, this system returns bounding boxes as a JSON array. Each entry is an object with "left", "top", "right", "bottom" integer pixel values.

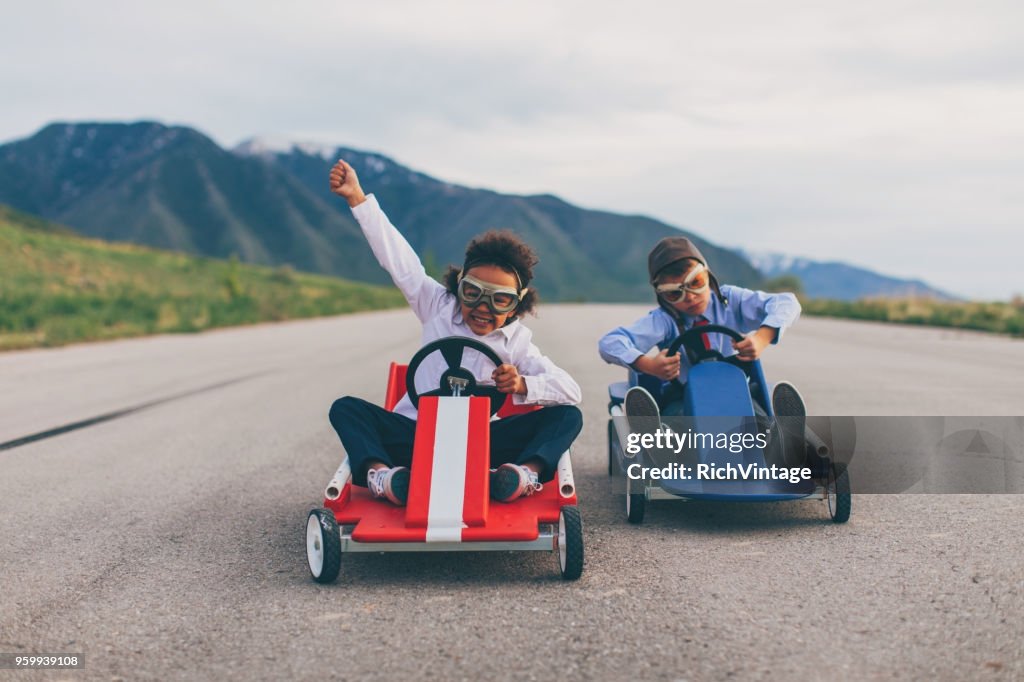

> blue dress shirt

[{"left": 598, "top": 285, "right": 801, "bottom": 385}]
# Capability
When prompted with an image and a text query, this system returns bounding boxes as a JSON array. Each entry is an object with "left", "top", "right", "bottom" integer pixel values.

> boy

[
  {"left": 327, "top": 159, "right": 583, "bottom": 506},
  {"left": 598, "top": 237, "right": 805, "bottom": 453}
]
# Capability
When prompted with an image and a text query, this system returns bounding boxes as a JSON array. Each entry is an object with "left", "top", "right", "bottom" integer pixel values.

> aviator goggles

[
  {"left": 457, "top": 274, "right": 527, "bottom": 314},
  {"left": 655, "top": 263, "right": 711, "bottom": 303}
]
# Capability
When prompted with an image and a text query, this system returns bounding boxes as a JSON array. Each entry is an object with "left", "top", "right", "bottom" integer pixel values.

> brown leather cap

[
  {"left": 647, "top": 236, "right": 724, "bottom": 301},
  {"left": 648, "top": 237, "right": 708, "bottom": 280}
]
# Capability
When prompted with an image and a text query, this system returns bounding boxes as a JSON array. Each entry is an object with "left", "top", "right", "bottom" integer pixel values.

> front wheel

[
  {"left": 557, "top": 506, "right": 584, "bottom": 580},
  {"left": 826, "top": 464, "right": 852, "bottom": 524},
  {"left": 626, "top": 493, "right": 646, "bottom": 524},
  {"left": 306, "top": 508, "right": 342, "bottom": 583}
]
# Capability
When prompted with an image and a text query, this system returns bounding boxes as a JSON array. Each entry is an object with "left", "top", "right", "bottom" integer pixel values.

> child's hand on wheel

[
  {"left": 635, "top": 348, "right": 680, "bottom": 381},
  {"left": 329, "top": 159, "right": 367, "bottom": 207},
  {"left": 493, "top": 364, "right": 527, "bottom": 395},
  {"left": 732, "top": 326, "right": 776, "bottom": 361}
]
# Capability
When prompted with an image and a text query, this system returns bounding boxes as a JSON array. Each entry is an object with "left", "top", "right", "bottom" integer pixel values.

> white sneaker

[
  {"left": 490, "top": 463, "right": 543, "bottom": 502},
  {"left": 624, "top": 385, "right": 661, "bottom": 431},
  {"left": 624, "top": 385, "right": 673, "bottom": 466},
  {"left": 366, "top": 466, "right": 410, "bottom": 506},
  {"left": 772, "top": 381, "right": 807, "bottom": 468}
]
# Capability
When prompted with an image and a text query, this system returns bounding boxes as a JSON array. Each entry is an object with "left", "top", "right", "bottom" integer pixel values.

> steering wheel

[
  {"left": 666, "top": 323, "right": 746, "bottom": 366},
  {"left": 405, "top": 336, "right": 508, "bottom": 416}
]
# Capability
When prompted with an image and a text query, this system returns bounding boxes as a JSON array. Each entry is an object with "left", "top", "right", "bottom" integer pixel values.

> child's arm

[
  {"left": 330, "top": 160, "right": 443, "bottom": 322},
  {"left": 503, "top": 333, "right": 582, "bottom": 406},
  {"left": 598, "top": 312, "right": 680, "bottom": 379},
  {"left": 732, "top": 326, "right": 778, "bottom": 361},
  {"left": 723, "top": 285, "right": 801, "bottom": 361}
]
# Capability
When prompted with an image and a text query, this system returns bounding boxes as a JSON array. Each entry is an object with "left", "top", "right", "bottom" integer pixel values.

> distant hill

[
  {"left": 0, "top": 121, "right": 763, "bottom": 302},
  {"left": 0, "top": 122, "right": 386, "bottom": 283},
  {"left": 740, "top": 250, "right": 956, "bottom": 301},
  {"left": 0, "top": 203, "right": 404, "bottom": 350}
]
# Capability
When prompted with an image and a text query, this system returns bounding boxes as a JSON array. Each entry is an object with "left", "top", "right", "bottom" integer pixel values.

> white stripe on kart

[{"left": 426, "top": 398, "right": 469, "bottom": 542}]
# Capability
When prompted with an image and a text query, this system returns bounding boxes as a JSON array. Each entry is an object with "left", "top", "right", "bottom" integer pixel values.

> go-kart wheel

[
  {"left": 557, "top": 505, "right": 584, "bottom": 580},
  {"left": 666, "top": 323, "right": 745, "bottom": 366},
  {"left": 306, "top": 508, "right": 341, "bottom": 583},
  {"left": 826, "top": 463, "right": 852, "bottom": 524},
  {"left": 607, "top": 418, "right": 615, "bottom": 476},
  {"left": 625, "top": 478, "right": 646, "bottom": 524}
]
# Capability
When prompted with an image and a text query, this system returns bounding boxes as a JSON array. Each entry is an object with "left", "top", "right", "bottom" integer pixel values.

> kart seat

[
  {"left": 609, "top": 371, "right": 665, "bottom": 407},
  {"left": 608, "top": 380, "right": 629, "bottom": 406}
]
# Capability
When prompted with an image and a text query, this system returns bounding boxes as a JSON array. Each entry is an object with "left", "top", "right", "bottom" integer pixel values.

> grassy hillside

[
  {"left": 0, "top": 205, "right": 405, "bottom": 350},
  {"left": 801, "top": 297, "right": 1024, "bottom": 337}
]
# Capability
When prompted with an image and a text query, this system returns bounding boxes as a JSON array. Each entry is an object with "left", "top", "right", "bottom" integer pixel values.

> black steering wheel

[
  {"left": 666, "top": 323, "right": 746, "bottom": 366},
  {"left": 405, "top": 336, "right": 508, "bottom": 416}
]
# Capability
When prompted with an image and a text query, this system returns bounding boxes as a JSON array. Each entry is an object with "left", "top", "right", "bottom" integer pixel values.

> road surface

[{"left": 1, "top": 307, "right": 1022, "bottom": 680}]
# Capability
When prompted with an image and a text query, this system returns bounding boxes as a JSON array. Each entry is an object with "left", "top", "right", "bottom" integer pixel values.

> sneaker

[
  {"left": 624, "top": 385, "right": 662, "bottom": 432},
  {"left": 624, "top": 386, "right": 670, "bottom": 466},
  {"left": 366, "top": 466, "right": 410, "bottom": 506},
  {"left": 490, "top": 463, "right": 543, "bottom": 502},
  {"left": 772, "top": 381, "right": 807, "bottom": 469}
]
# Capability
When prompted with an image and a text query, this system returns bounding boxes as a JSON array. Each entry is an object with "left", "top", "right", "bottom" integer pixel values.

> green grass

[
  {"left": 0, "top": 205, "right": 405, "bottom": 350},
  {"left": 801, "top": 297, "right": 1024, "bottom": 337},
  {"left": 4, "top": 204, "right": 1020, "bottom": 350}
]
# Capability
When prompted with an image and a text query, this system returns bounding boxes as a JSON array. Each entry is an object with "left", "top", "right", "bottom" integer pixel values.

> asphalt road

[{"left": 1, "top": 307, "right": 1022, "bottom": 681}]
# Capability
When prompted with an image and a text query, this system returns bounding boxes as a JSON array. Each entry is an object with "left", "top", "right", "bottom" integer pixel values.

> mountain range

[
  {"left": 741, "top": 251, "right": 955, "bottom": 301},
  {"left": 0, "top": 121, "right": 950, "bottom": 302},
  {"left": 0, "top": 122, "right": 759, "bottom": 302}
]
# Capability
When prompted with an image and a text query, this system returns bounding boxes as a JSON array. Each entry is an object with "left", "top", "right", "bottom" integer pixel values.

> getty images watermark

[
  {"left": 624, "top": 427, "right": 812, "bottom": 484},
  {"left": 611, "top": 416, "right": 1024, "bottom": 493}
]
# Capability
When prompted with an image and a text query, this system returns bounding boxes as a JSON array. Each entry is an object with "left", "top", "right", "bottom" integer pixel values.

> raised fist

[{"left": 329, "top": 159, "right": 366, "bottom": 207}]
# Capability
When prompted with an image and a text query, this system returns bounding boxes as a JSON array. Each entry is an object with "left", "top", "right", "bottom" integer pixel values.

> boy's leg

[
  {"left": 660, "top": 398, "right": 698, "bottom": 468},
  {"left": 625, "top": 386, "right": 682, "bottom": 467},
  {"left": 327, "top": 396, "right": 417, "bottom": 486},
  {"left": 771, "top": 381, "right": 807, "bottom": 468},
  {"left": 662, "top": 399, "right": 687, "bottom": 417},
  {"left": 488, "top": 405, "right": 583, "bottom": 483}
]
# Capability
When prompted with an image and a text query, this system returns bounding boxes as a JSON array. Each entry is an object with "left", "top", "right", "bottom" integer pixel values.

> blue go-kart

[{"left": 607, "top": 324, "right": 852, "bottom": 524}]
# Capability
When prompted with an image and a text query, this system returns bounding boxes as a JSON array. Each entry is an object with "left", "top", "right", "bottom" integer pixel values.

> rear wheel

[
  {"left": 826, "top": 464, "right": 852, "bottom": 524},
  {"left": 607, "top": 419, "right": 615, "bottom": 476},
  {"left": 306, "top": 508, "right": 342, "bottom": 583},
  {"left": 557, "top": 506, "right": 584, "bottom": 580},
  {"left": 625, "top": 478, "right": 646, "bottom": 524}
]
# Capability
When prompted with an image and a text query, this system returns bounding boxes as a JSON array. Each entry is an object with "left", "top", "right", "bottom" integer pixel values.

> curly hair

[{"left": 442, "top": 229, "right": 540, "bottom": 322}]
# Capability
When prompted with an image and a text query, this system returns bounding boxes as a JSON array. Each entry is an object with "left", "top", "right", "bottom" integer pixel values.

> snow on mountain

[
  {"left": 735, "top": 248, "right": 956, "bottom": 301},
  {"left": 233, "top": 135, "right": 339, "bottom": 160},
  {"left": 738, "top": 250, "right": 806, "bottom": 276}
]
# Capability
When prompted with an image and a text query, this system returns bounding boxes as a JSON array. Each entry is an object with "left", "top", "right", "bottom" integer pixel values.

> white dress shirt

[{"left": 351, "top": 194, "right": 582, "bottom": 420}]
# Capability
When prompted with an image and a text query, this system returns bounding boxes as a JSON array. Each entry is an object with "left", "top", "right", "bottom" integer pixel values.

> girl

[{"left": 327, "top": 160, "right": 582, "bottom": 505}]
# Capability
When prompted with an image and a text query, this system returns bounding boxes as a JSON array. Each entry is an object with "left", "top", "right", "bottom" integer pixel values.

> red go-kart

[{"left": 306, "top": 337, "right": 584, "bottom": 583}]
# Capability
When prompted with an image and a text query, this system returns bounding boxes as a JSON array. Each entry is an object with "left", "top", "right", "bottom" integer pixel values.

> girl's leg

[
  {"left": 489, "top": 405, "right": 583, "bottom": 482},
  {"left": 327, "top": 396, "right": 416, "bottom": 485}
]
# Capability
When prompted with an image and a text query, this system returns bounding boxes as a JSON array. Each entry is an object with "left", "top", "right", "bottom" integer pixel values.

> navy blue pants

[{"left": 328, "top": 396, "right": 583, "bottom": 486}]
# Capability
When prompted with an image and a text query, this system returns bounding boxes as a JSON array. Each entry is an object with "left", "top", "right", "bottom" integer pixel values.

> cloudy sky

[{"left": 2, "top": 1, "right": 1022, "bottom": 299}]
